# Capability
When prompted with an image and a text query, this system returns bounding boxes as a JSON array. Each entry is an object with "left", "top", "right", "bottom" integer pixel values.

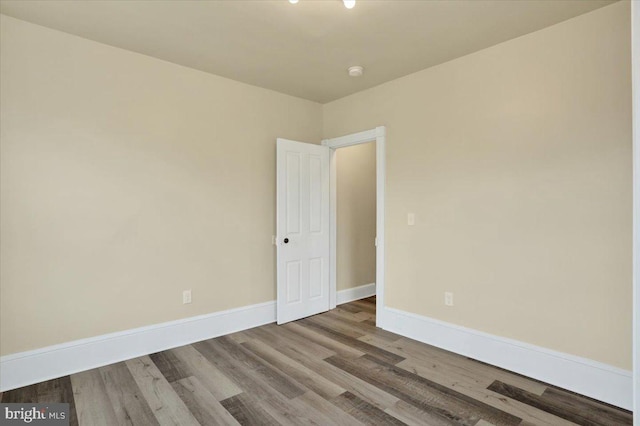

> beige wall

[
  {"left": 1, "top": 1, "right": 632, "bottom": 371},
  {"left": 323, "top": 2, "right": 632, "bottom": 369},
  {"left": 0, "top": 15, "right": 322, "bottom": 356},
  {"left": 336, "top": 142, "right": 376, "bottom": 291}
]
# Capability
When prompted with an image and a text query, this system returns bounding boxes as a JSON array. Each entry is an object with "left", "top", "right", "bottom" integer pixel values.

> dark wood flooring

[{"left": 1, "top": 297, "right": 632, "bottom": 425}]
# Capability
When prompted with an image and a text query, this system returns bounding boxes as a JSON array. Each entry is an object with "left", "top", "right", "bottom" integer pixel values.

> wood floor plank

[
  {"left": 210, "top": 336, "right": 307, "bottom": 399},
  {"left": 197, "top": 335, "right": 349, "bottom": 425},
  {"left": 327, "top": 306, "right": 371, "bottom": 323},
  {"left": 274, "top": 320, "right": 353, "bottom": 357},
  {"left": 297, "top": 318, "right": 406, "bottom": 365},
  {"left": 33, "top": 376, "right": 79, "bottom": 426},
  {"left": 381, "top": 336, "right": 548, "bottom": 396},
  {"left": 149, "top": 350, "right": 191, "bottom": 383},
  {"left": 99, "top": 362, "right": 159, "bottom": 426},
  {"left": 327, "top": 355, "right": 471, "bottom": 425},
  {"left": 281, "top": 321, "right": 365, "bottom": 359},
  {"left": 194, "top": 338, "right": 306, "bottom": 401},
  {"left": 190, "top": 337, "right": 317, "bottom": 425},
  {"left": 488, "top": 380, "right": 632, "bottom": 426},
  {"left": 324, "top": 312, "right": 401, "bottom": 343},
  {"left": 354, "top": 311, "right": 376, "bottom": 321},
  {"left": 358, "top": 333, "right": 402, "bottom": 349},
  {"left": 0, "top": 383, "right": 39, "bottom": 403},
  {"left": 336, "top": 303, "right": 365, "bottom": 314},
  {"left": 126, "top": 356, "right": 200, "bottom": 426},
  {"left": 475, "top": 421, "right": 498, "bottom": 426},
  {"left": 241, "top": 338, "right": 346, "bottom": 399},
  {"left": 396, "top": 359, "right": 577, "bottom": 426},
  {"left": 224, "top": 329, "right": 251, "bottom": 343},
  {"left": 257, "top": 390, "right": 344, "bottom": 426},
  {"left": 331, "top": 391, "right": 408, "bottom": 426},
  {"left": 244, "top": 323, "right": 338, "bottom": 360},
  {"left": 220, "top": 393, "right": 280, "bottom": 426},
  {"left": 170, "top": 344, "right": 242, "bottom": 401},
  {"left": 56, "top": 376, "right": 79, "bottom": 426},
  {"left": 327, "top": 354, "right": 522, "bottom": 426},
  {"left": 71, "top": 369, "right": 119, "bottom": 426},
  {"left": 35, "top": 375, "right": 68, "bottom": 402},
  {"left": 212, "top": 335, "right": 266, "bottom": 369},
  {"left": 349, "top": 300, "right": 376, "bottom": 314},
  {"left": 246, "top": 333, "right": 400, "bottom": 410},
  {"left": 385, "top": 400, "right": 459, "bottom": 426},
  {"left": 305, "top": 313, "right": 366, "bottom": 339},
  {"left": 172, "top": 376, "right": 241, "bottom": 426},
  {"left": 541, "top": 387, "right": 632, "bottom": 425},
  {"left": 296, "top": 391, "right": 366, "bottom": 426}
]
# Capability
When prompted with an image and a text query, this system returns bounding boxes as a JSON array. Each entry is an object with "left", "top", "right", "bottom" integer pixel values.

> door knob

[{"left": 284, "top": 238, "right": 289, "bottom": 244}]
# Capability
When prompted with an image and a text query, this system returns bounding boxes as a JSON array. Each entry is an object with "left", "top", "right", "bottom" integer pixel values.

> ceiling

[{"left": 0, "top": 0, "right": 616, "bottom": 103}]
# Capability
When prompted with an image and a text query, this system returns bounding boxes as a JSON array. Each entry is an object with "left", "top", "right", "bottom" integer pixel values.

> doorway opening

[
  {"left": 334, "top": 141, "right": 377, "bottom": 316},
  {"left": 323, "top": 126, "right": 386, "bottom": 327}
]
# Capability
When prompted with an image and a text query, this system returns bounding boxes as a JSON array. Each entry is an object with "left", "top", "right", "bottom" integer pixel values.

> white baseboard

[
  {"left": 379, "top": 307, "right": 632, "bottom": 410},
  {"left": 0, "top": 286, "right": 376, "bottom": 393},
  {"left": 0, "top": 301, "right": 276, "bottom": 392},
  {"left": 337, "top": 283, "right": 376, "bottom": 305},
  {"left": 5, "top": 292, "right": 627, "bottom": 412}
]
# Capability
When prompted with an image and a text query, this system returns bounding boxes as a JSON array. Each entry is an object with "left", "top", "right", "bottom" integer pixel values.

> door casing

[
  {"left": 322, "top": 126, "right": 386, "bottom": 326},
  {"left": 630, "top": 1, "right": 639, "bottom": 420}
]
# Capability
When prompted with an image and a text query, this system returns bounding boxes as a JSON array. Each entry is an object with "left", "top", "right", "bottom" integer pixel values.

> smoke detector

[{"left": 348, "top": 66, "right": 364, "bottom": 77}]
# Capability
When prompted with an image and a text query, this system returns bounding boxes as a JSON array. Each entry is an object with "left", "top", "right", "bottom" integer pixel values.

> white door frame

[
  {"left": 631, "top": 0, "right": 639, "bottom": 421},
  {"left": 322, "top": 126, "right": 386, "bottom": 325}
]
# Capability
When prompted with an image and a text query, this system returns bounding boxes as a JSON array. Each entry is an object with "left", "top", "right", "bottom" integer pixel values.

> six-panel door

[{"left": 276, "top": 138, "right": 330, "bottom": 324}]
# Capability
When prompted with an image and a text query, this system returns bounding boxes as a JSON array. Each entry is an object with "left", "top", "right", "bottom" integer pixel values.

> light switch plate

[{"left": 408, "top": 213, "right": 415, "bottom": 226}]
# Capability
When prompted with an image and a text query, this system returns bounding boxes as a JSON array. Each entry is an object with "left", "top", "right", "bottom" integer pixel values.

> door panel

[
  {"left": 286, "top": 152, "right": 301, "bottom": 234},
  {"left": 277, "top": 138, "right": 330, "bottom": 324},
  {"left": 309, "top": 155, "right": 323, "bottom": 233},
  {"left": 309, "top": 257, "right": 323, "bottom": 298},
  {"left": 286, "top": 261, "right": 301, "bottom": 303}
]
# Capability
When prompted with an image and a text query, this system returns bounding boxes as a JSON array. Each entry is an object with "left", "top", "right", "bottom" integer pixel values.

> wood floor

[{"left": 1, "top": 297, "right": 632, "bottom": 425}]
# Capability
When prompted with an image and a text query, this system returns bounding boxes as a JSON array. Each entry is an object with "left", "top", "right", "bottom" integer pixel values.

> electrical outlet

[
  {"left": 408, "top": 213, "right": 415, "bottom": 226},
  {"left": 444, "top": 292, "right": 454, "bottom": 306},
  {"left": 183, "top": 290, "right": 192, "bottom": 304}
]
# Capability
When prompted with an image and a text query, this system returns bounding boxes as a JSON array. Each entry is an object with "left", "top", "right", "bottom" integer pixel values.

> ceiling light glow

[
  {"left": 348, "top": 66, "right": 364, "bottom": 77},
  {"left": 343, "top": 0, "right": 356, "bottom": 9},
  {"left": 289, "top": 0, "right": 299, "bottom": 4}
]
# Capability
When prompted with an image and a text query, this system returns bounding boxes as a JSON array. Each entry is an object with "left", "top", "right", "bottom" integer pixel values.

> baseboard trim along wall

[
  {"left": 0, "top": 301, "right": 277, "bottom": 392},
  {"left": 0, "top": 285, "right": 376, "bottom": 392},
  {"left": 3, "top": 286, "right": 629, "bottom": 411},
  {"left": 336, "top": 283, "right": 376, "bottom": 305},
  {"left": 379, "top": 306, "right": 633, "bottom": 410}
]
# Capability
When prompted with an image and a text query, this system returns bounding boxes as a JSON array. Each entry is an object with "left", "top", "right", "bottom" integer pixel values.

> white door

[{"left": 276, "top": 138, "right": 331, "bottom": 324}]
